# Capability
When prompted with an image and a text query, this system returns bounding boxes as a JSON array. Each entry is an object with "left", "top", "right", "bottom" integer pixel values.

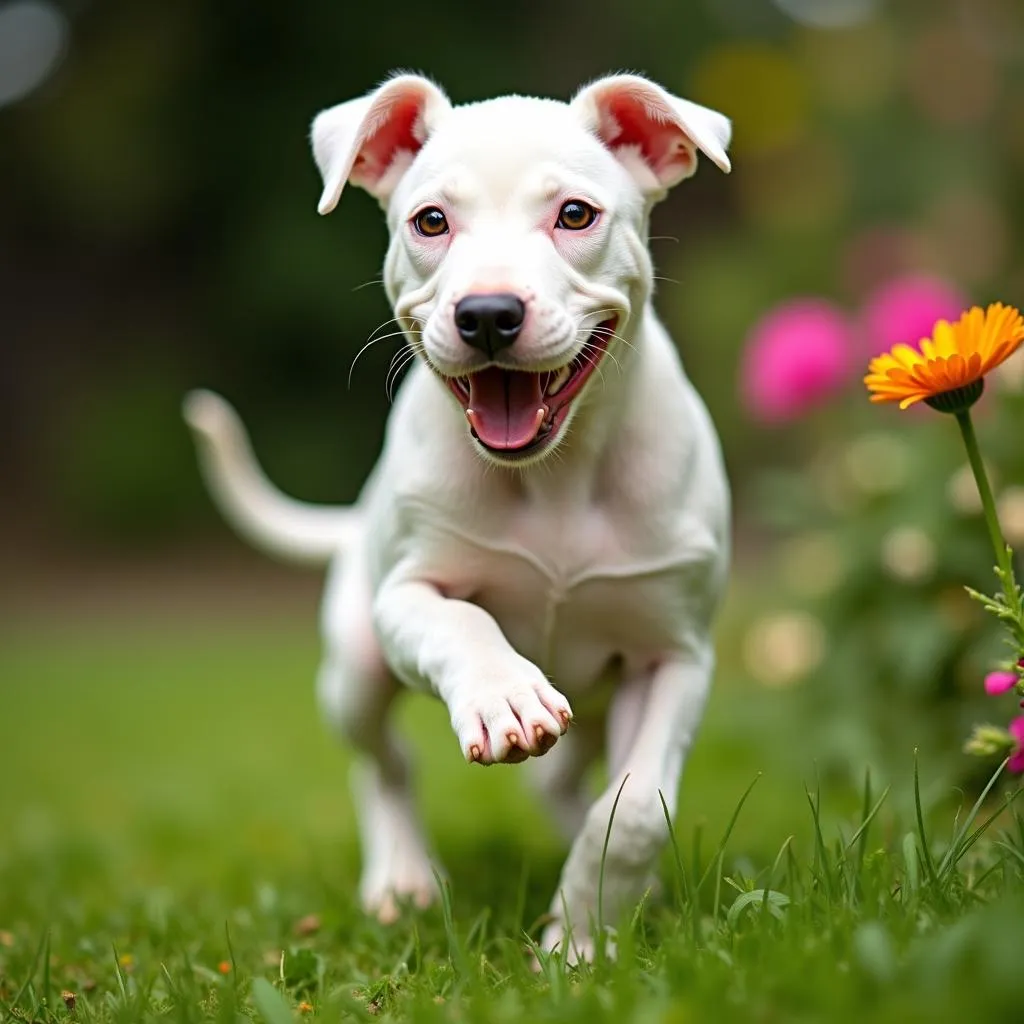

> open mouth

[{"left": 444, "top": 319, "right": 617, "bottom": 458}]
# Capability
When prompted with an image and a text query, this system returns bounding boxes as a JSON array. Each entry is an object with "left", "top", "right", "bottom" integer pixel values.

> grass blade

[
  {"left": 902, "top": 832, "right": 921, "bottom": 897},
  {"left": 937, "top": 770, "right": 1019, "bottom": 876},
  {"left": 597, "top": 772, "right": 631, "bottom": 944},
  {"left": 435, "top": 869, "right": 467, "bottom": 978},
  {"left": 913, "top": 749, "right": 938, "bottom": 885},
  {"left": 767, "top": 835, "right": 794, "bottom": 893},
  {"left": 111, "top": 944, "right": 129, "bottom": 1002},
  {"left": 2, "top": 928, "right": 48, "bottom": 1016},
  {"left": 846, "top": 782, "right": 891, "bottom": 860},
  {"left": 804, "top": 777, "right": 835, "bottom": 901},
  {"left": 40, "top": 928, "right": 51, "bottom": 1017},
  {"left": 696, "top": 773, "right": 762, "bottom": 894},
  {"left": 936, "top": 757, "right": 1009, "bottom": 880},
  {"left": 659, "top": 789, "right": 690, "bottom": 910}
]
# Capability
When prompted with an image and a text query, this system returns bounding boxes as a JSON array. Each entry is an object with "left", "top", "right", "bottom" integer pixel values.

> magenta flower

[
  {"left": 860, "top": 273, "right": 967, "bottom": 359},
  {"left": 984, "top": 670, "right": 1019, "bottom": 696},
  {"left": 1009, "top": 717, "right": 1024, "bottom": 773},
  {"left": 741, "top": 299, "right": 855, "bottom": 424}
]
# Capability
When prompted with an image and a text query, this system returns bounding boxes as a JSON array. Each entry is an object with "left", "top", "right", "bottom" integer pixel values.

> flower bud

[
  {"left": 963, "top": 723, "right": 1014, "bottom": 757},
  {"left": 984, "top": 670, "right": 1019, "bottom": 696}
]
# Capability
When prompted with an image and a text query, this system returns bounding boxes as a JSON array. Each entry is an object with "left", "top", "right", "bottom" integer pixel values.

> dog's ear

[
  {"left": 311, "top": 74, "right": 451, "bottom": 214},
  {"left": 572, "top": 74, "right": 731, "bottom": 196}
]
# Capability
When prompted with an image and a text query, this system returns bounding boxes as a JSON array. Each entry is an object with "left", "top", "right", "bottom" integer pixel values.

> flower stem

[{"left": 954, "top": 410, "right": 1014, "bottom": 585}]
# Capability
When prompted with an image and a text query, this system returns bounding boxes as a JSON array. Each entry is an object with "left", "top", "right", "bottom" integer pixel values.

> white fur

[{"left": 184, "top": 73, "right": 732, "bottom": 962}]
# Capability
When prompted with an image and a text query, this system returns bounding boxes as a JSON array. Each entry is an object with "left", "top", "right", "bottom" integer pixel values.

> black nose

[{"left": 454, "top": 293, "right": 526, "bottom": 356}]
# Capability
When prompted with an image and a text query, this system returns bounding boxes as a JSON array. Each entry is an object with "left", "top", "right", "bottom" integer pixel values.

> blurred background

[{"left": 3, "top": 0, "right": 1024, "bottom": 868}]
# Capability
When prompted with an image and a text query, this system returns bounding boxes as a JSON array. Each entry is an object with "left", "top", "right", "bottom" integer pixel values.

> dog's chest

[{"left": 447, "top": 505, "right": 699, "bottom": 691}]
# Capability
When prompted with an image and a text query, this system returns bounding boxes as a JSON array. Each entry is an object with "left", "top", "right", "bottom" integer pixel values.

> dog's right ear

[
  {"left": 572, "top": 74, "right": 731, "bottom": 198},
  {"left": 311, "top": 74, "right": 451, "bottom": 215}
]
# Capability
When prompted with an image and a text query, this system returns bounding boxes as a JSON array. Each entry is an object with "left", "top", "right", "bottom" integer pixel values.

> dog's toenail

[{"left": 468, "top": 744, "right": 481, "bottom": 762}]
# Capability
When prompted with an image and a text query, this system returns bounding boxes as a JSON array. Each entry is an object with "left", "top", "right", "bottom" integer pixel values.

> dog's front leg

[
  {"left": 374, "top": 580, "right": 573, "bottom": 765},
  {"left": 540, "top": 645, "right": 714, "bottom": 962}
]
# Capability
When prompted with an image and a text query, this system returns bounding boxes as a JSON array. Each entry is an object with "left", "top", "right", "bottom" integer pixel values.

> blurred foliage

[{"left": 739, "top": 373, "right": 1024, "bottom": 786}]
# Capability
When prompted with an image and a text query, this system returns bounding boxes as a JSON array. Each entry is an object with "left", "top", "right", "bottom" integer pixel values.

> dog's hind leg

[
  {"left": 316, "top": 550, "right": 439, "bottom": 922},
  {"left": 540, "top": 647, "right": 714, "bottom": 962}
]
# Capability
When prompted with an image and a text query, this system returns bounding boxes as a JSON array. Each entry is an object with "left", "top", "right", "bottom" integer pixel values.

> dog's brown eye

[
  {"left": 556, "top": 200, "right": 598, "bottom": 231},
  {"left": 413, "top": 207, "right": 449, "bottom": 237}
]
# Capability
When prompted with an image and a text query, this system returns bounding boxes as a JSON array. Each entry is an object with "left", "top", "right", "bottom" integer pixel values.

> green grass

[{"left": 3, "top": 597, "right": 1024, "bottom": 1022}]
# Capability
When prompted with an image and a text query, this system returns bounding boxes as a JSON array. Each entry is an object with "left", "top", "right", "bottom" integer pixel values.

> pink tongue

[{"left": 467, "top": 368, "right": 545, "bottom": 449}]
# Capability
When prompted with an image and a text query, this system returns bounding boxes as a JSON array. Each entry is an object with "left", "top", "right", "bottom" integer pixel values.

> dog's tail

[{"left": 182, "top": 390, "right": 359, "bottom": 566}]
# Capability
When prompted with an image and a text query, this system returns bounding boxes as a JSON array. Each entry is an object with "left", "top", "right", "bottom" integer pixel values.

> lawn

[{"left": 2, "top": 567, "right": 1024, "bottom": 1023}]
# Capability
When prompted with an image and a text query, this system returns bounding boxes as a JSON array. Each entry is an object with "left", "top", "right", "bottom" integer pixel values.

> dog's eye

[
  {"left": 556, "top": 200, "right": 598, "bottom": 231},
  {"left": 413, "top": 207, "right": 449, "bottom": 237}
]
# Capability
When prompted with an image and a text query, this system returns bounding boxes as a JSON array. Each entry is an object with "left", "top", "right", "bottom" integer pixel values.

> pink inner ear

[
  {"left": 351, "top": 92, "right": 425, "bottom": 186},
  {"left": 600, "top": 91, "right": 694, "bottom": 181}
]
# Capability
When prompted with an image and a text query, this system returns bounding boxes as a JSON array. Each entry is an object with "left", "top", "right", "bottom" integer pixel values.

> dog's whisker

[
  {"left": 574, "top": 347, "right": 610, "bottom": 389},
  {"left": 365, "top": 315, "right": 408, "bottom": 339},
  {"left": 349, "top": 338, "right": 397, "bottom": 389},
  {"left": 364, "top": 316, "right": 425, "bottom": 344},
  {"left": 572, "top": 314, "right": 637, "bottom": 359},
  {"left": 385, "top": 339, "right": 415, "bottom": 376},
  {"left": 578, "top": 308, "right": 623, "bottom": 327},
  {"left": 585, "top": 326, "right": 636, "bottom": 356},
  {"left": 575, "top": 334, "right": 625, "bottom": 376},
  {"left": 385, "top": 348, "right": 418, "bottom": 403},
  {"left": 582, "top": 338, "right": 622, "bottom": 381},
  {"left": 369, "top": 329, "right": 419, "bottom": 346},
  {"left": 348, "top": 328, "right": 422, "bottom": 389},
  {"left": 352, "top": 277, "right": 386, "bottom": 292}
]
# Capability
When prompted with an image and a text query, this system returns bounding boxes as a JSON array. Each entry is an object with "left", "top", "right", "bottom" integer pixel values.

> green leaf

[
  {"left": 251, "top": 978, "right": 295, "bottom": 1024},
  {"left": 282, "top": 947, "right": 321, "bottom": 992},
  {"left": 726, "top": 889, "right": 790, "bottom": 929}
]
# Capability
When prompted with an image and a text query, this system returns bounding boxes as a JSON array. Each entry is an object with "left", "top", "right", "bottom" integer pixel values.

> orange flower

[
  {"left": 864, "top": 303, "right": 1024, "bottom": 411},
  {"left": 217, "top": 960, "right": 232, "bottom": 974}
]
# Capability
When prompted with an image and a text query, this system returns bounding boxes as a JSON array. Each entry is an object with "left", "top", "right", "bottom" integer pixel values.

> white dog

[{"left": 184, "top": 72, "right": 731, "bottom": 961}]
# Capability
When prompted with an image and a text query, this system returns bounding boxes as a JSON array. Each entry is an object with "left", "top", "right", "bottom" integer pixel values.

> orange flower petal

[{"left": 864, "top": 302, "right": 1024, "bottom": 408}]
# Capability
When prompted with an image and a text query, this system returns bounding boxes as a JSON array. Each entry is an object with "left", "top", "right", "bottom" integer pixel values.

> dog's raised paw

[{"left": 450, "top": 677, "right": 572, "bottom": 765}]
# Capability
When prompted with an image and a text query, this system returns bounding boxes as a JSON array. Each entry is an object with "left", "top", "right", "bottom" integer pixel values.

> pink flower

[
  {"left": 984, "top": 670, "right": 1019, "bottom": 696},
  {"left": 860, "top": 274, "right": 967, "bottom": 359},
  {"left": 741, "top": 299, "right": 855, "bottom": 423},
  {"left": 1009, "top": 717, "right": 1024, "bottom": 773}
]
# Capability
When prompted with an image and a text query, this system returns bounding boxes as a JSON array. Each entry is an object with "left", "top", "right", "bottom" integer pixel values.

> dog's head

[{"left": 311, "top": 73, "right": 730, "bottom": 465}]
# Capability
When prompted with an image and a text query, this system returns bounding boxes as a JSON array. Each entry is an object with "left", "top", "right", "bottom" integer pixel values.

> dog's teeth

[{"left": 546, "top": 365, "right": 572, "bottom": 395}]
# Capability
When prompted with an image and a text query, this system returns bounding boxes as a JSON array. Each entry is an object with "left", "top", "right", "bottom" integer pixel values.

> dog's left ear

[
  {"left": 572, "top": 75, "right": 731, "bottom": 196},
  {"left": 311, "top": 73, "right": 452, "bottom": 214}
]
